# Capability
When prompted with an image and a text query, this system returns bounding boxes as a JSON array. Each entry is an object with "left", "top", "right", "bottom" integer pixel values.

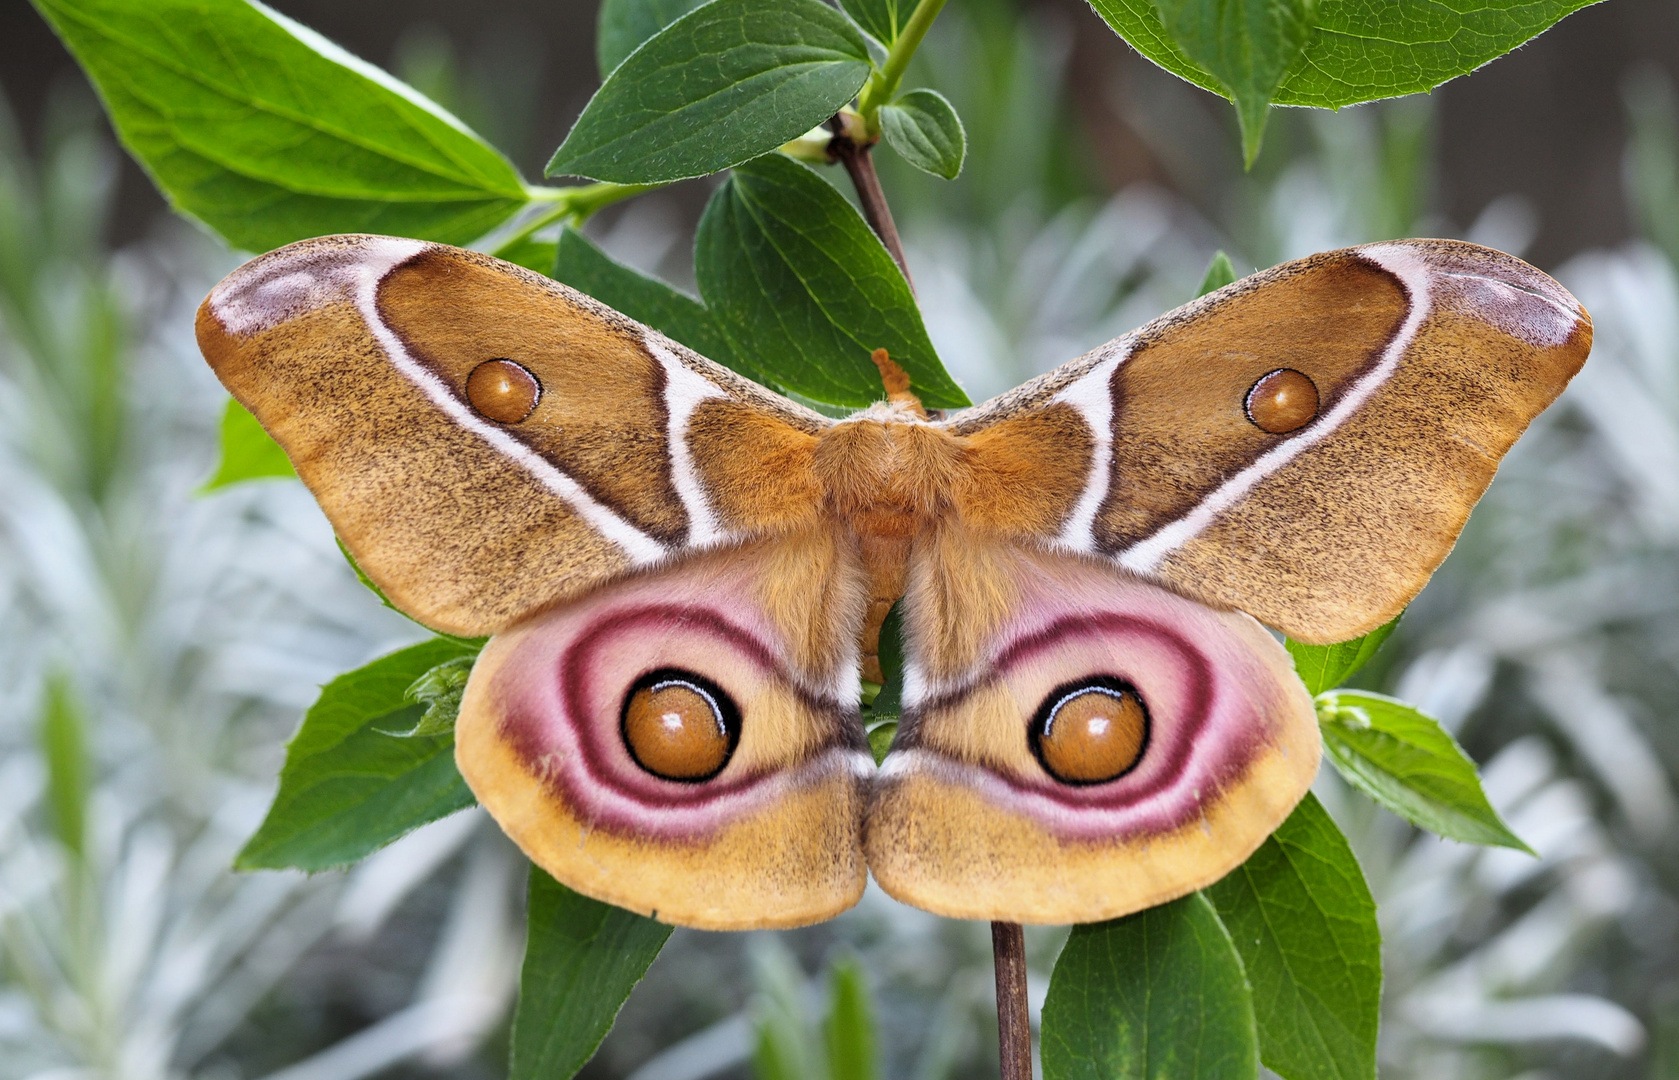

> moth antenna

[{"left": 872, "top": 348, "right": 927, "bottom": 417}]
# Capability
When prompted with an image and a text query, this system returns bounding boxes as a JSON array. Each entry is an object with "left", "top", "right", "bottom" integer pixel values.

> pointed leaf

[
  {"left": 597, "top": 0, "right": 712, "bottom": 77},
  {"left": 37, "top": 673, "right": 89, "bottom": 859},
  {"left": 880, "top": 89, "right": 966, "bottom": 179},
  {"left": 1205, "top": 794, "right": 1380, "bottom": 1080},
  {"left": 235, "top": 637, "right": 482, "bottom": 871},
  {"left": 201, "top": 399, "right": 296, "bottom": 492},
  {"left": 1196, "top": 250, "right": 1238, "bottom": 297},
  {"left": 548, "top": 0, "right": 872, "bottom": 184},
  {"left": 695, "top": 154, "right": 967, "bottom": 408},
  {"left": 1286, "top": 614, "right": 1401, "bottom": 696},
  {"left": 1152, "top": 0, "right": 1313, "bottom": 164},
  {"left": 1318, "top": 690, "right": 1532, "bottom": 852},
  {"left": 1088, "top": 0, "right": 1598, "bottom": 113},
  {"left": 511, "top": 867, "right": 672, "bottom": 1080},
  {"left": 551, "top": 226, "right": 739, "bottom": 369},
  {"left": 824, "top": 955, "right": 880, "bottom": 1080},
  {"left": 1043, "top": 893, "right": 1258, "bottom": 1080},
  {"left": 32, "top": 0, "right": 527, "bottom": 252}
]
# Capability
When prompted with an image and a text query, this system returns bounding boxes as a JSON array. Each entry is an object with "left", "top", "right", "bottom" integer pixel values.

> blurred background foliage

[{"left": 1, "top": 0, "right": 1678, "bottom": 1078}]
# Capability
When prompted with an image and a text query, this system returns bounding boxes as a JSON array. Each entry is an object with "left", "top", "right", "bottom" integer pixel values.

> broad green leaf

[
  {"left": 497, "top": 238, "right": 560, "bottom": 275},
  {"left": 548, "top": 0, "right": 872, "bottom": 184},
  {"left": 1153, "top": 0, "right": 1313, "bottom": 164},
  {"left": 1043, "top": 893, "right": 1258, "bottom": 1080},
  {"left": 551, "top": 226, "right": 738, "bottom": 368},
  {"left": 1196, "top": 250, "right": 1238, "bottom": 297},
  {"left": 236, "top": 637, "right": 482, "bottom": 871},
  {"left": 1087, "top": 0, "right": 1598, "bottom": 114},
  {"left": 37, "top": 673, "right": 89, "bottom": 859},
  {"left": 1318, "top": 690, "right": 1532, "bottom": 852},
  {"left": 1205, "top": 794, "right": 1380, "bottom": 1080},
  {"left": 512, "top": 867, "right": 672, "bottom": 1080},
  {"left": 824, "top": 955, "right": 880, "bottom": 1080},
  {"left": 841, "top": 0, "right": 908, "bottom": 47},
  {"left": 597, "top": 0, "right": 712, "bottom": 78},
  {"left": 33, "top": 0, "right": 528, "bottom": 253},
  {"left": 1286, "top": 614, "right": 1401, "bottom": 696},
  {"left": 695, "top": 154, "right": 967, "bottom": 408},
  {"left": 201, "top": 399, "right": 296, "bottom": 492},
  {"left": 880, "top": 89, "right": 966, "bottom": 179}
]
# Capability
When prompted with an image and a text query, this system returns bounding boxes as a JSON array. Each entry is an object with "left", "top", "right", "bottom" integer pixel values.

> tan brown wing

[
  {"left": 944, "top": 239, "right": 1591, "bottom": 643},
  {"left": 197, "top": 235, "right": 829, "bottom": 636}
]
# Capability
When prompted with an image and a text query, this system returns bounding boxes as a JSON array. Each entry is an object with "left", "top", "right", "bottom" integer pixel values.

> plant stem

[
  {"left": 856, "top": 0, "right": 949, "bottom": 124},
  {"left": 992, "top": 921, "right": 1033, "bottom": 1080},
  {"left": 829, "top": 133, "right": 915, "bottom": 293},
  {"left": 495, "top": 182, "right": 658, "bottom": 257}
]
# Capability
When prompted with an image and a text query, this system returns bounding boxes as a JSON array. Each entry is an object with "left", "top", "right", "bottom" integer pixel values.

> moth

[{"left": 198, "top": 235, "right": 1589, "bottom": 929}]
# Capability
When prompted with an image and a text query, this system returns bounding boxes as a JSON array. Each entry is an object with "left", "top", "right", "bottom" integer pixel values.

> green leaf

[
  {"left": 386, "top": 655, "right": 476, "bottom": 738},
  {"left": 235, "top": 637, "right": 482, "bottom": 872},
  {"left": 1044, "top": 892, "right": 1258, "bottom": 1080},
  {"left": 201, "top": 399, "right": 296, "bottom": 492},
  {"left": 1204, "top": 794, "right": 1380, "bottom": 1080},
  {"left": 597, "top": 0, "right": 712, "bottom": 78},
  {"left": 824, "top": 955, "right": 880, "bottom": 1080},
  {"left": 1318, "top": 690, "right": 1533, "bottom": 853},
  {"left": 1088, "top": 0, "right": 1597, "bottom": 118},
  {"left": 512, "top": 867, "right": 672, "bottom": 1080},
  {"left": 1152, "top": 0, "right": 1314, "bottom": 164},
  {"left": 866, "top": 721, "right": 897, "bottom": 766},
  {"left": 37, "top": 672, "right": 89, "bottom": 859},
  {"left": 841, "top": 0, "right": 908, "bottom": 47},
  {"left": 880, "top": 89, "right": 966, "bottom": 179},
  {"left": 33, "top": 0, "right": 528, "bottom": 253},
  {"left": 497, "top": 238, "right": 560, "bottom": 276},
  {"left": 695, "top": 154, "right": 967, "bottom": 408},
  {"left": 1286, "top": 614, "right": 1400, "bottom": 696},
  {"left": 551, "top": 226, "right": 739, "bottom": 368},
  {"left": 548, "top": 0, "right": 872, "bottom": 184},
  {"left": 1196, "top": 250, "right": 1238, "bottom": 297}
]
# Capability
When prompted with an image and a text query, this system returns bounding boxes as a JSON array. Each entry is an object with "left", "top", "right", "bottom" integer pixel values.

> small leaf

[
  {"left": 511, "top": 867, "right": 672, "bottom": 1080},
  {"left": 551, "top": 226, "right": 739, "bottom": 369},
  {"left": 824, "top": 955, "right": 880, "bottom": 1080},
  {"left": 235, "top": 637, "right": 483, "bottom": 872},
  {"left": 1196, "top": 250, "right": 1238, "bottom": 297},
  {"left": 1043, "top": 893, "right": 1258, "bottom": 1080},
  {"left": 201, "top": 399, "right": 296, "bottom": 492},
  {"left": 1318, "top": 690, "right": 1533, "bottom": 853},
  {"left": 1088, "top": 0, "right": 1598, "bottom": 116},
  {"left": 596, "top": 0, "right": 711, "bottom": 78},
  {"left": 1286, "top": 614, "right": 1401, "bottom": 696},
  {"left": 497, "top": 238, "right": 560, "bottom": 276},
  {"left": 33, "top": 0, "right": 528, "bottom": 252},
  {"left": 695, "top": 154, "right": 967, "bottom": 408},
  {"left": 840, "top": 0, "right": 907, "bottom": 46},
  {"left": 880, "top": 89, "right": 966, "bottom": 179},
  {"left": 867, "top": 722, "right": 897, "bottom": 766},
  {"left": 548, "top": 0, "right": 873, "bottom": 184},
  {"left": 1205, "top": 794, "right": 1380, "bottom": 1080},
  {"left": 1152, "top": 0, "right": 1314, "bottom": 165},
  {"left": 386, "top": 655, "right": 477, "bottom": 738}
]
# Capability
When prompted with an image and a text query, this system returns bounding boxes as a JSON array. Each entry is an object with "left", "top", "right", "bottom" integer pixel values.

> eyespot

[
  {"left": 1244, "top": 368, "right": 1318, "bottom": 434},
  {"left": 466, "top": 358, "right": 541, "bottom": 423},
  {"left": 621, "top": 668, "right": 740, "bottom": 782},
  {"left": 1030, "top": 677, "right": 1149, "bottom": 785}
]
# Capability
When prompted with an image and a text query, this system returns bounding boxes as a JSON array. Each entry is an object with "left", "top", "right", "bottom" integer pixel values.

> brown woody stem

[
  {"left": 829, "top": 128, "right": 916, "bottom": 295},
  {"left": 992, "top": 921, "right": 1033, "bottom": 1080}
]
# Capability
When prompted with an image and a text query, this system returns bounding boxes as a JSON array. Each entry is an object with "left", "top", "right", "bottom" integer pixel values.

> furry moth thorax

[{"left": 198, "top": 234, "right": 1590, "bottom": 929}]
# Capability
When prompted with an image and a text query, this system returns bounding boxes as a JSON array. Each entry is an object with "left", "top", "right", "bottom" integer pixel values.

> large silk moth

[{"left": 197, "top": 235, "right": 1590, "bottom": 929}]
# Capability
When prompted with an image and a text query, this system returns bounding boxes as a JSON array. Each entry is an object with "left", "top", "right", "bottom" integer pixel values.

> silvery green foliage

[{"left": 0, "top": 93, "right": 523, "bottom": 1080}]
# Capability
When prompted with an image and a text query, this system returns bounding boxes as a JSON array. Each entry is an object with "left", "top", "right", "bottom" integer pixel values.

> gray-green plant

[{"left": 26, "top": 0, "right": 1608, "bottom": 1076}]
